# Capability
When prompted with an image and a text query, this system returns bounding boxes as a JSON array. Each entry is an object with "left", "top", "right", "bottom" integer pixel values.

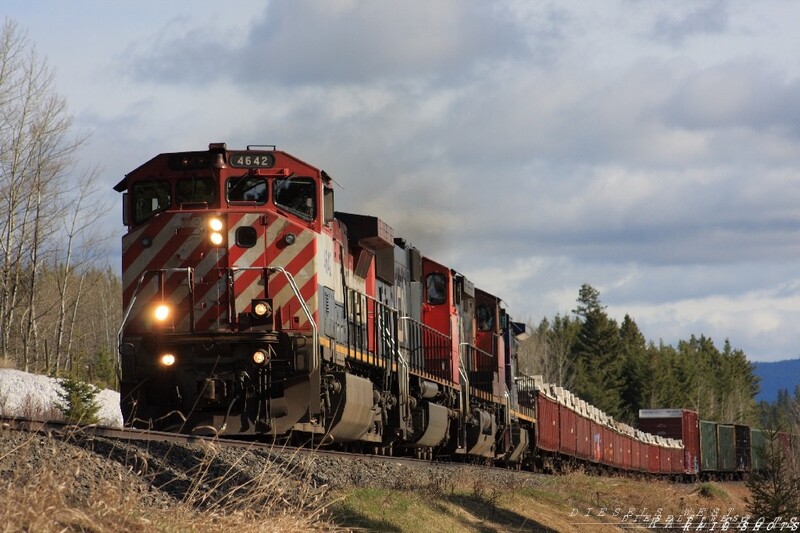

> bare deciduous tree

[{"left": 0, "top": 19, "right": 117, "bottom": 383}]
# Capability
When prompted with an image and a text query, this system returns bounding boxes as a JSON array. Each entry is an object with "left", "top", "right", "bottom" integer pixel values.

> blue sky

[{"left": 8, "top": 1, "right": 800, "bottom": 363}]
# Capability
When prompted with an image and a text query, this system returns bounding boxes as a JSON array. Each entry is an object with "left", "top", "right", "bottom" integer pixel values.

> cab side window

[
  {"left": 477, "top": 304, "right": 494, "bottom": 331},
  {"left": 426, "top": 273, "right": 447, "bottom": 305},
  {"left": 131, "top": 180, "right": 171, "bottom": 224},
  {"left": 274, "top": 177, "right": 316, "bottom": 220}
]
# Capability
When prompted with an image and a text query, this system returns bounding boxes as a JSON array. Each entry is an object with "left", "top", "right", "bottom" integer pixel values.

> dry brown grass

[
  {"left": 0, "top": 428, "right": 340, "bottom": 532},
  {"left": 163, "top": 440, "right": 336, "bottom": 532}
]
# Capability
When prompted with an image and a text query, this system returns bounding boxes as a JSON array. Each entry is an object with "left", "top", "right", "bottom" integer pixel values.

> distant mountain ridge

[{"left": 752, "top": 358, "right": 800, "bottom": 403}]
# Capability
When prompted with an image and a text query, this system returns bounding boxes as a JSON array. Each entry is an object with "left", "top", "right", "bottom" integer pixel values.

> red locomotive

[
  {"left": 115, "top": 143, "right": 531, "bottom": 462},
  {"left": 115, "top": 143, "right": 791, "bottom": 474}
]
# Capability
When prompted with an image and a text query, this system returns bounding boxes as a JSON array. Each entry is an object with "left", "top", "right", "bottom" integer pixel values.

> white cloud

[{"left": 7, "top": 0, "right": 800, "bottom": 362}]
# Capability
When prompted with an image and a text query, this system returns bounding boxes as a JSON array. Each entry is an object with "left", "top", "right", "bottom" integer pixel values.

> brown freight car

[{"left": 639, "top": 408, "right": 700, "bottom": 479}]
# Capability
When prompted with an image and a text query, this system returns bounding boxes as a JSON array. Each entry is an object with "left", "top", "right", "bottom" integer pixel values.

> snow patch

[{"left": 0, "top": 368, "right": 123, "bottom": 427}]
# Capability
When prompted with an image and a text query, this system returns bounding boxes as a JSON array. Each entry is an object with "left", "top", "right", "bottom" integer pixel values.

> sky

[{"left": 6, "top": 1, "right": 800, "bottom": 363}]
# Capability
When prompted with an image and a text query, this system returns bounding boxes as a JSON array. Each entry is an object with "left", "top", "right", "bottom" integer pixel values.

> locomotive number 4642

[{"left": 229, "top": 153, "right": 275, "bottom": 168}]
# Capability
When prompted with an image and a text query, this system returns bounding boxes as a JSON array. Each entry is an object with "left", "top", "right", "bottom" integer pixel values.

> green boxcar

[
  {"left": 750, "top": 428, "right": 766, "bottom": 472},
  {"left": 700, "top": 420, "right": 718, "bottom": 473},
  {"left": 717, "top": 424, "right": 736, "bottom": 472}
]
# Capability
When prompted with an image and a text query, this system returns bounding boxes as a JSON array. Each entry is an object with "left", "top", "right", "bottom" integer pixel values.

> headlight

[
  {"left": 209, "top": 217, "right": 224, "bottom": 231},
  {"left": 252, "top": 349, "right": 270, "bottom": 365},
  {"left": 253, "top": 301, "right": 271, "bottom": 317},
  {"left": 154, "top": 304, "right": 170, "bottom": 321},
  {"left": 209, "top": 217, "right": 225, "bottom": 246},
  {"left": 160, "top": 353, "right": 176, "bottom": 366}
]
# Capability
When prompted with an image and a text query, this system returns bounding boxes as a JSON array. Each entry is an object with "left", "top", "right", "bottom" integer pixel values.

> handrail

[
  {"left": 398, "top": 316, "right": 452, "bottom": 379},
  {"left": 458, "top": 342, "right": 471, "bottom": 417},
  {"left": 398, "top": 316, "right": 451, "bottom": 339},
  {"left": 462, "top": 343, "right": 494, "bottom": 371},
  {"left": 231, "top": 265, "right": 319, "bottom": 374},
  {"left": 264, "top": 266, "right": 319, "bottom": 374},
  {"left": 117, "top": 267, "right": 195, "bottom": 373}
]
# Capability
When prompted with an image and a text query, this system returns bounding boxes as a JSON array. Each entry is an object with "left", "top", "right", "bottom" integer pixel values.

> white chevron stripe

[{"left": 123, "top": 214, "right": 205, "bottom": 292}]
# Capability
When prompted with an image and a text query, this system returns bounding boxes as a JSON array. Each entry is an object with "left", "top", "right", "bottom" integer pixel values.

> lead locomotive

[{"left": 116, "top": 143, "right": 531, "bottom": 463}]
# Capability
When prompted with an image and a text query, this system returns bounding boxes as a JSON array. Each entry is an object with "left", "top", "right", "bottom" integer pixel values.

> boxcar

[
  {"left": 700, "top": 421, "right": 719, "bottom": 475},
  {"left": 638, "top": 409, "right": 700, "bottom": 477},
  {"left": 778, "top": 431, "right": 794, "bottom": 458},
  {"left": 717, "top": 424, "right": 736, "bottom": 474},
  {"left": 734, "top": 424, "right": 751, "bottom": 474}
]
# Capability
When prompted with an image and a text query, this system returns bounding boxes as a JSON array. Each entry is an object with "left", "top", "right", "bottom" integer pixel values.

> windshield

[
  {"left": 274, "top": 177, "right": 316, "bottom": 220},
  {"left": 227, "top": 175, "right": 268, "bottom": 204},
  {"left": 176, "top": 176, "right": 216, "bottom": 205}
]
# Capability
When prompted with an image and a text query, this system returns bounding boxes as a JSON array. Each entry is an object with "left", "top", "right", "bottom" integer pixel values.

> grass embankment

[
  {"left": 330, "top": 470, "right": 751, "bottom": 532},
  {"left": 0, "top": 424, "right": 751, "bottom": 532}
]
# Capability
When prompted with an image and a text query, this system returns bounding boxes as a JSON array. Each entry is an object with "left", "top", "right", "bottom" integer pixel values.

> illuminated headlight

[
  {"left": 253, "top": 301, "right": 271, "bottom": 317},
  {"left": 252, "top": 349, "right": 268, "bottom": 365},
  {"left": 160, "top": 353, "right": 176, "bottom": 366},
  {"left": 154, "top": 304, "right": 170, "bottom": 321},
  {"left": 210, "top": 232, "right": 224, "bottom": 245},
  {"left": 209, "top": 217, "right": 225, "bottom": 246}
]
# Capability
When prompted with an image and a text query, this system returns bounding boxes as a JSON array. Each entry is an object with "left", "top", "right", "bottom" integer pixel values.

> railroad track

[{"left": 0, "top": 415, "right": 479, "bottom": 472}]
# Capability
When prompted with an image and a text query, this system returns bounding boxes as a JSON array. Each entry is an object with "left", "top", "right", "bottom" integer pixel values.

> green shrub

[
  {"left": 56, "top": 377, "right": 101, "bottom": 424},
  {"left": 695, "top": 483, "right": 727, "bottom": 499}
]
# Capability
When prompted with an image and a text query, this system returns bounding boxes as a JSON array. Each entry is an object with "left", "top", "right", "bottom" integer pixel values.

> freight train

[{"left": 115, "top": 143, "right": 792, "bottom": 479}]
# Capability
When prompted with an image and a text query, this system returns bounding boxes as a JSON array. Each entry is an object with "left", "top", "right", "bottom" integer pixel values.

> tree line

[
  {"left": 0, "top": 20, "right": 119, "bottom": 386},
  {"left": 758, "top": 386, "right": 800, "bottom": 433},
  {"left": 518, "top": 283, "right": 761, "bottom": 426}
]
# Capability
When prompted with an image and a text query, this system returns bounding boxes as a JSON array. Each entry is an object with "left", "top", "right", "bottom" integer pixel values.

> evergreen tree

[
  {"left": 658, "top": 342, "right": 691, "bottom": 408},
  {"left": 718, "top": 339, "right": 759, "bottom": 422},
  {"left": 746, "top": 429, "right": 800, "bottom": 519},
  {"left": 56, "top": 377, "right": 101, "bottom": 424},
  {"left": 571, "top": 284, "right": 624, "bottom": 418},
  {"left": 618, "top": 314, "right": 648, "bottom": 424},
  {"left": 529, "top": 284, "right": 761, "bottom": 427}
]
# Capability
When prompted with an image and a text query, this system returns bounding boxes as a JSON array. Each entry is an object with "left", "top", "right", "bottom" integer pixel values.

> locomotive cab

[{"left": 116, "top": 143, "right": 333, "bottom": 435}]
